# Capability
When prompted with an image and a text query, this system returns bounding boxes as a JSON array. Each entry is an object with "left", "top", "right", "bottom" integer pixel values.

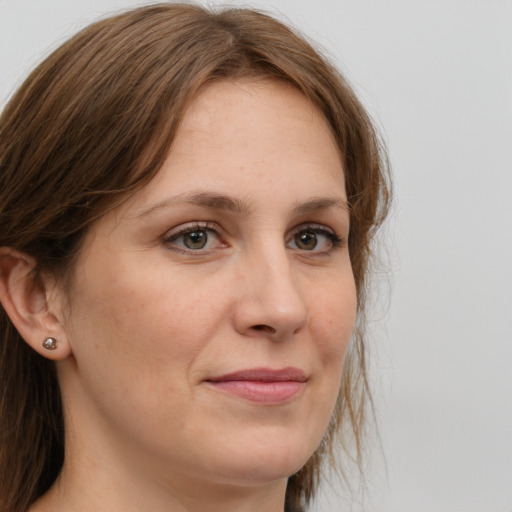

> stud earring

[{"left": 42, "top": 337, "right": 57, "bottom": 351}]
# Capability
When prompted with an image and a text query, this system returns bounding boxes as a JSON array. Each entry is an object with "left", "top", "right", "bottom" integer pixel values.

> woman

[{"left": 0, "top": 4, "right": 390, "bottom": 512}]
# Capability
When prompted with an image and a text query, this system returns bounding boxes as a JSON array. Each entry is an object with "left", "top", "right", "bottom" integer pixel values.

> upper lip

[{"left": 206, "top": 367, "right": 307, "bottom": 383}]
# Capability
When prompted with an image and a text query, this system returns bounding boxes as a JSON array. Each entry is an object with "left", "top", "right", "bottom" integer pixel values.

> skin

[{"left": 23, "top": 79, "right": 357, "bottom": 512}]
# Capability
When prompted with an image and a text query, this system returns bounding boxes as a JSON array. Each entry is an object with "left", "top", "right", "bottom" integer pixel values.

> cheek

[
  {"left": 310, "top": 275, "right": 357, "bottom": 363},
  {"left": 66, "top": 256, "right": 226, "bottom": 385},
  {"left": 62, "top": 262, "right": 217, "bottom": 440}
]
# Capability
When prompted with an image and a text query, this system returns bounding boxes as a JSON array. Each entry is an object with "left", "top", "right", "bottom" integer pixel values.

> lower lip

[{"left": 207, "top": 380, "right": 304, "bottom": 403}]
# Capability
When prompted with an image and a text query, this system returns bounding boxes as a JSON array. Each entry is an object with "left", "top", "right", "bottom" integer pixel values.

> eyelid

[
  {"left": 287, "top": 223, "right": 345, "bottom": 252},
  {"left": 163, "top": 221, "right": 226, "bottom": 254},
  {"left": 163, "top": 221, "right": 219, "bottom": 240},
  {"left": 289, "top": 222, "right": 335, "bottom": 235}
]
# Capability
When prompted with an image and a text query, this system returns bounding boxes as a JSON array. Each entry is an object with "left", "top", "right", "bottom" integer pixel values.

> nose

[{"left": 232, "top": 246, "right": 309, "bottom": 340}]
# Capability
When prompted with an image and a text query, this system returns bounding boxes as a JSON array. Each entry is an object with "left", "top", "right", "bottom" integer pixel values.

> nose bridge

[{"left": 237, "top": 235, "right": 309, "bottom": 337}]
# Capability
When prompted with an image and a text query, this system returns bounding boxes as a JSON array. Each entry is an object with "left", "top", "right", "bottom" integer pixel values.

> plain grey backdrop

[{"left": 1, "top": 1, "right": 511, "bottom": 511}]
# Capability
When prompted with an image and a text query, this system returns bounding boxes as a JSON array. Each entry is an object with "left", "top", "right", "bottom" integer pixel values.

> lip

[{"left": 205, "top": 367, "right": 307, "bottom": 404}]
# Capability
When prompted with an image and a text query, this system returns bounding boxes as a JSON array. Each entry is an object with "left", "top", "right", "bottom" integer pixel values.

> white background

[{"left": 1, "top": 1, "right": 511, "bottom": 511}]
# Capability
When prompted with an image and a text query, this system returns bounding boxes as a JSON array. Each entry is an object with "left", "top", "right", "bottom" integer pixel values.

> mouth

[{"left": 205, "top": 367, "right": 307, "bottom": 404}]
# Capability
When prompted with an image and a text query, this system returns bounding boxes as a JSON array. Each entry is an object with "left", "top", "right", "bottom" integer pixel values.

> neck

[{"left": 30, "top": 456, "right": 288, "bottom": 512}]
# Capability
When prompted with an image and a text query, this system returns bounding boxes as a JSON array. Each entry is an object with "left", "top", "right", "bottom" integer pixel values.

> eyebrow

[
  {"left": 292, "top": 197, "right": 349, "bottom": 216},
  {"left": 135, "top": 192, "right": 349, "bottom": 219},
  {"left": 135, "top": 192, "right": 252, "bottom": 218}
]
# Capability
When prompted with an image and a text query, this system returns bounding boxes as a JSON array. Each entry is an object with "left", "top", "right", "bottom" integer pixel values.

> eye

[
  {"left": 294, "top": 231, "right": 318, "bottom": 251},
  {"left": 164, "top": 223, "right": 225, "bottom": 252},
  {"left": 180, "top": 230, "right": 210, "bottom": 250},
  {"left": 287, "top": 225, "right": 343, "bottom": 253}
]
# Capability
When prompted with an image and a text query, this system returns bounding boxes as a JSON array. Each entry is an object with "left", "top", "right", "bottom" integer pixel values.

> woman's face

[{"left": 58, "top": 80, "right": 357, "bottom": 494}]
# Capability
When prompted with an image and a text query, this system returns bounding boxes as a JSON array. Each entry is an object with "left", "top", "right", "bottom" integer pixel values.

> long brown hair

[{"left": 0, "top": 4, "right": 391, "bottom": 511}]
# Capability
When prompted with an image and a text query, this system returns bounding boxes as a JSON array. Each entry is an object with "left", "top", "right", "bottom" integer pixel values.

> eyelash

[
  {"left": 163, "top": 222, "right": 222, "bottom": 253},
  {"left": 289, "top": 224, "right": 345, "bottom": 252},
  {"left": 163, "top": 222, "right": 345, "bottom": 255}
]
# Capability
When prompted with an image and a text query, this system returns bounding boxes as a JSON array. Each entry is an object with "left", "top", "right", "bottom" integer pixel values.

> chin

[
  {"left": 203, "top": 431, "right": 318, "bottom": 487},
  {"left": 211, "top": 460, "right": 306, "bottom": 489}
]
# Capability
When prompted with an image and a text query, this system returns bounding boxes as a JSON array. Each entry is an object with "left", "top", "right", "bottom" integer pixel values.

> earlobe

[{"left": 0, "top": 247, "right": 72, "bottom": 360}]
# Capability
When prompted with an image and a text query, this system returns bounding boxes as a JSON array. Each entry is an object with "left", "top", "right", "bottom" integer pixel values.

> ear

[{"left": 0, "top": 247, "right": 72, "bottom": 360}]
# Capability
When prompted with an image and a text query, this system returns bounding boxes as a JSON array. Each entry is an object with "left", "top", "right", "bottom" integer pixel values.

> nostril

[{"left": 252, "top": 324, "right": 276, "bottom": 334}]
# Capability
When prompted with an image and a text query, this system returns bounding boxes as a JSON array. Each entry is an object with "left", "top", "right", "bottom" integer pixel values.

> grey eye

[
  {"left": 287, "top": 226, "right": 342, "bottom": 253},
  {"left": 293, "top": 231, "right": 317, "bottom": 250},
  {"left": 165, "top": 223, "right": 224, "bottom": 252},
  {"left": 182, "top": 230, "right": 208, "bottom": 249}
]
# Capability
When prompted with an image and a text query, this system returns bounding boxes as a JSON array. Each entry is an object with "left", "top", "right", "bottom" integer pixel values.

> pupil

[
  {"left": 296, "top": 231, "right": 317, "bottom": 250},
  {"left": 184, "top": 231, "right": 207, "bottom": 249}
]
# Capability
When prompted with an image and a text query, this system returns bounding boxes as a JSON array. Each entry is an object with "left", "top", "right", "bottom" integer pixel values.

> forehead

[
  {"left": 176, "top": 79, "right": 341, "bottom": 164},
  {"left": 118, "top": 79, "right": 347, "bottom": 221},
  {"left": 152, "top": 80, "right": 341, "bottom": 188}
]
